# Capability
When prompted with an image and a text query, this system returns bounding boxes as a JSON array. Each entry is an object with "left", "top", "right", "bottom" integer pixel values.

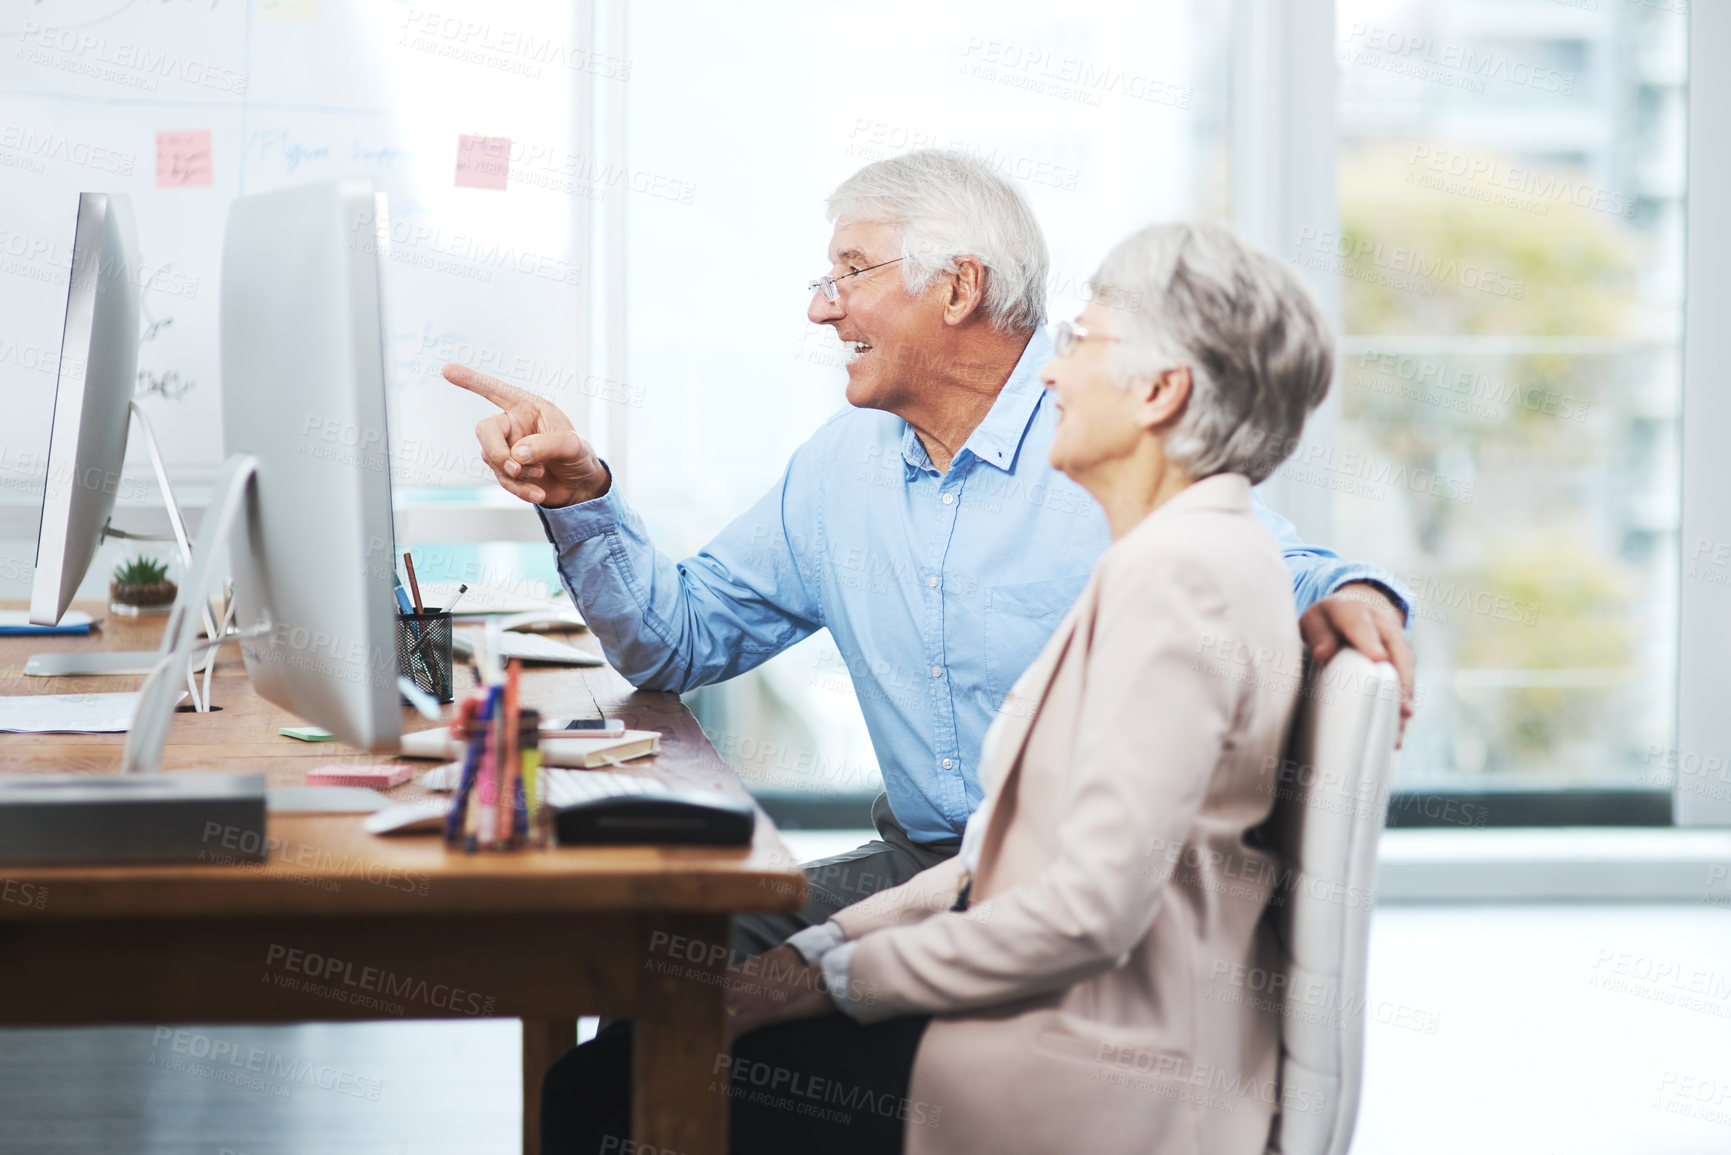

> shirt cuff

[
  {"left": 784, "top": 921, "right": 847, "bottom": 965},
  {"left": 820, "top": 940, "right": 864, "bottom": 1018},
  {"left": 534, "top": 460, "right": 622, "bottom": 548},
  {"left": 1323, "top": 565, "right": 1415, "bottom": 631}
]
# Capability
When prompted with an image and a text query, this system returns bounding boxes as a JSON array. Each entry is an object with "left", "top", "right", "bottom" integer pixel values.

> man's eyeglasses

[
  {"left": 808, "top": 258, "right": 904, "bottom": 303},
  {"left": 1052, "top": 320, "right": 1122, "bottom": 357}
]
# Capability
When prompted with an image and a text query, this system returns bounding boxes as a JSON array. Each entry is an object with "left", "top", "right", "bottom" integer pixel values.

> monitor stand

[
  {"left": 26, "top": 402, "right": 222, "bottom": 678},
  {"left": 0, "top": 455, "right": 270, "bottom": 866},
  {"left": 123, "top": 452, "right": 260, "bottom": 774}
]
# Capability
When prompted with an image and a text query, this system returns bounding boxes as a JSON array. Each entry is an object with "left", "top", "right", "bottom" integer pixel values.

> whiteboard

[{"left": 0, "top": 0, "right": 605, "bottom": 517}]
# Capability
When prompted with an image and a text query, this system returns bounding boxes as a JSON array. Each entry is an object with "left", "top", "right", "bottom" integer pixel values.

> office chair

[{"left": 1258, "top": 649, "right": 1402, "bottom": 1155}]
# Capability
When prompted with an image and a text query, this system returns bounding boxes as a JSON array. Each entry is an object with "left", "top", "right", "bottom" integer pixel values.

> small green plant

[{"left": 112, "top": 557, "right": 169, "bottom": 587}]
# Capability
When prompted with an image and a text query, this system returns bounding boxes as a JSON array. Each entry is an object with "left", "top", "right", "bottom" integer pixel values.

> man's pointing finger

[{"left": 443, "top": 363, "right": 535, "bottom": 411}]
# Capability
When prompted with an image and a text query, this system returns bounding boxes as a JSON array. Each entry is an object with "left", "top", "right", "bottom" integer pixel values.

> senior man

[{"left": 446, "top": 149, "right": 1414, "bottom": 955}]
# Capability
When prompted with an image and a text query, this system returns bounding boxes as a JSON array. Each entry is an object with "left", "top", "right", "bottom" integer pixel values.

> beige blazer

[{"left": 832, "top": 473, "right": 1304, "bottom": 1155}]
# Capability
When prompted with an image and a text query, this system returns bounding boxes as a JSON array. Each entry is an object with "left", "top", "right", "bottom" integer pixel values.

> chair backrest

[{"left": 1259, "top": 648, "right": 1401, "bottom": 1155}]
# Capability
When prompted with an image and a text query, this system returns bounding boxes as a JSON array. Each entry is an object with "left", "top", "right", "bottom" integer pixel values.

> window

[
  {"left": 1330, "top": 0, "right": 1686, "bottom": 810},
  {"left": 621, "top": 0, "right": 1239, "bottom": 810}
]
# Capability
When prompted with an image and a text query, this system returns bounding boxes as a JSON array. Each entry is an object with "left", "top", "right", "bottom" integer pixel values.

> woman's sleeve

[
  {"left": 836, "top": 548, "right": 1240, "bottom": 1022},
  {"left": 827, "top": 854, "right": 973, "bottom": 940}
]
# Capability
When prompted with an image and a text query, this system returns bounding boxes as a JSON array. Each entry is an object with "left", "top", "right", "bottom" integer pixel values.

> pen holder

[{"left": 396, "top": 610, "right": 455, "bottom": 704}]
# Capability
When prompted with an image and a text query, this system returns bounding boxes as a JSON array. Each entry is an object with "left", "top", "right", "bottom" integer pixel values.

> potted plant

[{"left": 110, "top": 556, "right": 177, "bottom": 616}]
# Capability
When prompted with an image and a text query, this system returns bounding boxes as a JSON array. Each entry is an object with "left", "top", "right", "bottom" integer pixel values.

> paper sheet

[{"left": 0, "top": 692, "right": 147, "bottom": 733}]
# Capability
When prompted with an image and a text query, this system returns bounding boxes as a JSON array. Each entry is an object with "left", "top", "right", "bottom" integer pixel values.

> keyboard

[
  {"left": 541, "top": 769, "right": 671, "bottom": 806},
  {"left": 452, "top": 629, "right": 604, "bottom": 666},
  {"left": 541, "top": 769, "right": 755, "bottom": 846}
]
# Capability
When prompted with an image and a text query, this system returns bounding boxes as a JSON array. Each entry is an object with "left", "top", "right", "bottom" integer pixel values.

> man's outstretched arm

[{"left": 448, "top": 363, "right": 825, "bottom": 692}]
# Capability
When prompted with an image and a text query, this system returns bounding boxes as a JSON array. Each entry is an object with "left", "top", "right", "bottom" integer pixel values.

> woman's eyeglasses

[{"left": 1052, "top": 320, "right": 1122, "bottom": 357}]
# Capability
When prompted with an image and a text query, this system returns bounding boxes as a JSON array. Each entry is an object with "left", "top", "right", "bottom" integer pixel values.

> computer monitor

[
  {"left": 24, "top": 193, "right": 214, "bottom": 678},
  {"left": 11, "top": 179, "right": 403, "bottom": 861},
  {"left": 30, "top": 192, "right": 140, "bottom": 626},
  {"left": 216, "top": 178, "right": 401, "bottom": 752}
]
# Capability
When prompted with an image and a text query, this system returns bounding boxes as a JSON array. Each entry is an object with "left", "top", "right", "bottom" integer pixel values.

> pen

[
  {"left": 444, "top": 696, "right": 483, "bottom": 844},
  {"left": 403, "top": 552, "right": 424, "bottom": 613},
  {"left": 395, "top": 579, "right": 438, "bottom": 695},
  {"left": 443, "top": 583, "right": 470, "bottom": 616},
  {"left": 503, "top": 659, "right": 521, "bottom": 842},
  {"left": 401, "top": 578, "right": 463, "bottom": 668}
]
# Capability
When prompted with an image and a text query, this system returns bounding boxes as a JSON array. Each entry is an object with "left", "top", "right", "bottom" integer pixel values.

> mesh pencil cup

[{"left": 395, "top": 609, "right": 455, "bottom": 704}]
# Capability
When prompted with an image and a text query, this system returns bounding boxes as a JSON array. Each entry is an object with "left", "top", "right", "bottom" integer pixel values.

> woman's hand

[{"left": 724, "top": 944, "right": 837, "bottom": 1046}]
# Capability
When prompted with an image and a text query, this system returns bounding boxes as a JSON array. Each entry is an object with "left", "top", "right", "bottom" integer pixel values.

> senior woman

[{"left": 543, "top": 220, "right": 1331, "bottom": 1154}]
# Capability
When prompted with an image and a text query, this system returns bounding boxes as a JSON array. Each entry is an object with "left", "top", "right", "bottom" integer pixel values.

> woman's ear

[{"left": 1136, "top": 366, "right": 1192, "bottom": 432}]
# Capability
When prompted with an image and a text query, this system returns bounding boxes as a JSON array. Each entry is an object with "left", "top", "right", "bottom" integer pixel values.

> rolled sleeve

[
  {"left": 537, "top": 468, "right": 630, "bottom": 547},
  {"left": 1318, "top": 566, "right": 1415, "bottom": 628},
  {"left": 1250, "top": 489, "right": 1414, "bottom": 630},
  {"left": 533, "top": 449, "right": 826, "bottom": 693}
]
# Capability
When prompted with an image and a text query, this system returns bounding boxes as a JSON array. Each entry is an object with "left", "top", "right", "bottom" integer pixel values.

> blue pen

[{"left": 444, "top": 692, "right": 493, "bottom": 844}]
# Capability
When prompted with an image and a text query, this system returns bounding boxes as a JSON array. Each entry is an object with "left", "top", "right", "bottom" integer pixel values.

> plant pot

[{"left": 110, "top": 578, "right": 177, "bottom": 616}]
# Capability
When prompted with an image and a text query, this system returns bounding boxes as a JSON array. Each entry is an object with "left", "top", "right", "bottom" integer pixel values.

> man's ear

[
  {"left": 1137, "top": 366, "right": 1192, "bottom": 432},
  {"left": 942, "top": 257, "right": 989, "bottom": 326}
]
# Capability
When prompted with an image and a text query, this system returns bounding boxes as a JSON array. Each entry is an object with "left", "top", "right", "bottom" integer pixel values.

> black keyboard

[{"left": 544, "top": 770, "right": 756, "bottom": 846}]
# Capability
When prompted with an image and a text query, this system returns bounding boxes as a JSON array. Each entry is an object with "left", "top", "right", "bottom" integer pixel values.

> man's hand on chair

[{"left": 1299, "top": 583, "right": 1415, "bottom": 747}]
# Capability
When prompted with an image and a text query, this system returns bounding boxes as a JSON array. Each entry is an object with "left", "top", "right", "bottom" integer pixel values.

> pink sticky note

[
  {"left": 455, "top": 134, "right": 510, "bottom": 190},
  {"left": 156, "top": 130, "right": 213, "bottom": 188},
  {"left": 307, "top": 764, "right": 414, "bottom": 788}
]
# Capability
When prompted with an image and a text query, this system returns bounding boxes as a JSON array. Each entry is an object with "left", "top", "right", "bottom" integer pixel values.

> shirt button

[
  {"left": 942, "top": 493, "right": 955, "bottom": 505},
  {"left": 941, "top": 758, "right": 954, "bottom": 769},
  {"left": 927, "top": 575, "right": 939, "bottom": 588},
  {"left": 930, "top": 666, "right": 943, "bottom": 678}
]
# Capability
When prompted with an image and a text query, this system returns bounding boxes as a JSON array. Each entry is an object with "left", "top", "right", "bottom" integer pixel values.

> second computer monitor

[
  {"left": 30, "top": 193, "right": 140, "bottom": 626},
  {"left": 219, "top": 179, "right": 399, "bottom": 751}
]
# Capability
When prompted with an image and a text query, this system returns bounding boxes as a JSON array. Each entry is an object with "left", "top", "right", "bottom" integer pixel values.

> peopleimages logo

[
  {"left": 263, "top": 945, "right": 497, "bottom": 1016},
  {"left": 1294, "top": 227, "right": 1526, "bottom": 300},
  {"left": 1407, "top": 145, "right": 1638, "bottom": 220}
]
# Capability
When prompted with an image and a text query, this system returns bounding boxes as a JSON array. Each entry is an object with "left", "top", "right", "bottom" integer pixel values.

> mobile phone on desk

[{"left": 543, "top": 717, "right": 626, "bottom": 738}]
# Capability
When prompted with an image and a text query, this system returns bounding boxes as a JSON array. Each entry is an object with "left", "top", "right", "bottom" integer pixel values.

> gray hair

[
  {"left": 1092, "top": 222, "right": 1332, "bottom": 484},
  {"left": 826, "top": 149, "right": 1048, "bottom": 332}
]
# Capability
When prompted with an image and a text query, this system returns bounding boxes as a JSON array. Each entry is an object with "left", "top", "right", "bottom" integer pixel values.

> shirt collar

[{"left": 899, "top": 328, "right": 1053, "bottom": 476}]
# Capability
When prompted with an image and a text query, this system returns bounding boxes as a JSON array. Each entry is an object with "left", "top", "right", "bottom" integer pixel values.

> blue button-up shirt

[{"left": 541, "top": 328, "right": 1407, "bottom": 843}]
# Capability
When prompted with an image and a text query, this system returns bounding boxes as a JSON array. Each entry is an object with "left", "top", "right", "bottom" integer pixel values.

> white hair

[
  {"left": 826, "top": 149, "right": 1048, "bottom": 332},
  {"left": 1091, "top": 222, "right": 1333, "bottom": 484}
]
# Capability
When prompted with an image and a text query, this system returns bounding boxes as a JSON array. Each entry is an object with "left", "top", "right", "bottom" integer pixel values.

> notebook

[
  {"left": 452, "top": 628, "right": 603, "bottom": 667},
  {"left": 0, "top": 611, "right": 94, "bottom": 636},
  {"left": 399, "top": 726, "right": 661, "bottom": 768}
]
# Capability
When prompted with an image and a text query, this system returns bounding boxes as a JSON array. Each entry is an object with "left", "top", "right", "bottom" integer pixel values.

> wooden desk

[{"left": 0, "top": 603, "right": 806, "bottom": 1155}]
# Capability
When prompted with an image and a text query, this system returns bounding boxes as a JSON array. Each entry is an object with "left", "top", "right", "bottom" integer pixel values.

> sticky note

[
  {"left": 261, "top": 0, "right": 318, "bottom": 16},
  {"left": 280, "top": 725, "right": 336, "bottom": 742},
  {"left": 455, "top": 134, "right": 509, "bottom": 190},
  {"left": 156, "top": 130, "right": 213, "bottom": 188},
  {"left": 307, "top": 764, "right": 413, "bottom": 788}
]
